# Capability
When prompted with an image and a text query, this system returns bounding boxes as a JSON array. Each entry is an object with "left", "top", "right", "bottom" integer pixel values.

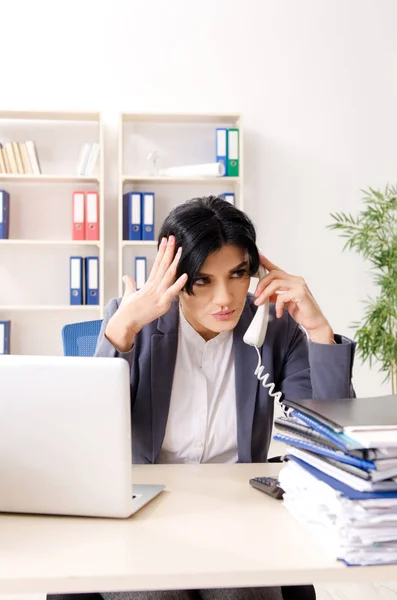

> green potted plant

[{"left": 328, "top": 185, "right": 397, "bottom": 393}]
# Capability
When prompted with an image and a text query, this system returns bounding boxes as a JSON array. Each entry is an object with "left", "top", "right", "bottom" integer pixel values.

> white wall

[{"left": 2, "top": 0, "right": 397, "bottom": 395}]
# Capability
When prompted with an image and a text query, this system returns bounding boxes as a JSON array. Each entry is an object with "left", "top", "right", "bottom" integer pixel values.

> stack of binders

[
  {"left": 275, "top": 396, "right": 397, "bottom": 566},
  {"left": 123, "top": 192, "right": 154, "bottom": 241},
  {"left": 72, "top": 191, "right": 99, "bottom": 241},
  {"left": 70, "top": 256, "right": 99, "bottom": 305},
  {"left": 215, "top": 128, "right": 239, "bottom": 177}
]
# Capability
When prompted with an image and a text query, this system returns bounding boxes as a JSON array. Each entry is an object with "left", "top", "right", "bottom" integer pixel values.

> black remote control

[{"left": 249, "top": 476, "right": 284, "bottom": 499}]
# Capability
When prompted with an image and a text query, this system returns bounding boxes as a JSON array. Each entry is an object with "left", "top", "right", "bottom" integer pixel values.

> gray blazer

[{"left": 95, "top": 295, "right": 356, "bottom": 464}]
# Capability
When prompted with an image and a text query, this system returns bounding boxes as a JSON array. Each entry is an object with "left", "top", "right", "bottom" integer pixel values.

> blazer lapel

[
  {"left": 233, "top": 300, "right": 260, "bottom": 462},
  {"left": 150, "top": 302, "right": 179, "bottom": 462}
]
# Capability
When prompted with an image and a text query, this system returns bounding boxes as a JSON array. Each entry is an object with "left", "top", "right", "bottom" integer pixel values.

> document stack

[{"left": 274, "top": 396, "right": 397, "bottom": 566}]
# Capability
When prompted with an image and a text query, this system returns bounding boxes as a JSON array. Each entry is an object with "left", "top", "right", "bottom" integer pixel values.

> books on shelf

[
  {"left": 77, "top": 142, "right": 99, "bottom": 176},
  {"left": 0, "top": 141, "right": 41, "bottom": 175},
  {"left": 123, "top": 192, "right": 155, "bottom": 241},
  {"left": 0, "top": 320, "right": 11, "bottom": 354},
  {"left": 135, "top": 257, "right": 147, "bottom": 290},
  {"left": 215, "top": 128, "right": 239, "bottom": 177},
  {"left": 276, "top": 396, "right": 397, "bottom": 566},
  {"left": 0, "top": 190, "right": 10, "bottom": 239},
  {"left": 70, "top": 256, "right": 99, "bottom": 306},
  {"left": 72, "top": 191, "right": 99, "bottom": 241}
]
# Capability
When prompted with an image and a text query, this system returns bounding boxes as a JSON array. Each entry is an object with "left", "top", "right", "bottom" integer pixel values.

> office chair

[{"left": 62, "top": 319, "right": 103, "bottom": 357}]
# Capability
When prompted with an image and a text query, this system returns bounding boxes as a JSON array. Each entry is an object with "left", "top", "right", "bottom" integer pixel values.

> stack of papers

[
  {"left": 279, "top": 456, "right": 397, "bottom": 566},
  {"left": 275, "top": 395, "right": 397, "bottom": 565}
]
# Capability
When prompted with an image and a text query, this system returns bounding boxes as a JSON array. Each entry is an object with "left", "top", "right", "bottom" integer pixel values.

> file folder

[
  {"left": 85, "top": 192, "right": 99, "bottom": 241},
  {"left": 0, "top": 321, "right": 10, "bottom": 354},
  {"left": 72, "top": 192, "right": 85, "bottom": 241},
  {"left": 284, "top": 395, "right": 397, "bottom": 433},
  {"left": 289, "top": 409, "right": 364, "bottom": 452},
  {"left": 142, "top": 193, "right": 154, "bottom": 241},
  {"left": 70, "top": 256, "right": 84, "bottom": 305},
  {"left": 227, "top": 128, "right": 239, "bottom": 177},
  {"left": 85, "top": 256, "right": 99, "bottom": 305},
  {"left": 288, "top": 455, "right": 397, "bottom": 500},
  {"left": 0, "top": 190, "right": 10, "bottom": 239},
  {"left": 123, "top": 192, "right": 142, "bottom": 240},
  {"left": 221, "top": 192, "right": 235, "bottom": 205},
  {"left": 135, "top": 257, "right": 147, "bottom": 290},
  {"left": 273, "top": 433, "right": 376, "bottom": 471},
  {"left": 216, "top": 128, "right": 228, "bottom": 176}
]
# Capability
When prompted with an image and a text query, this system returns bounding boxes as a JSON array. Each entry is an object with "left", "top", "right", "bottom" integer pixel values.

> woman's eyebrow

[
  {"left": 228, "top": 260, "right": 249, "bottom": 273},
  {"left": 197, "top": 260, "right": 249, "bottom": 278}
]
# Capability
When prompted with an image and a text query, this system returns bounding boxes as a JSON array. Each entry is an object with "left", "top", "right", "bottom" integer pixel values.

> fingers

[
  {"left": 157, "top": 246, "right": 183, "bottom": 293},
  {"left": 122, "top": 275, "right": 137, "bottom": 295},
  {"left": 147, "top": 237, "right": 168, "bottom": 282},
  {"left": 255, "top": 266, "right": 304, "bottom": 297},
  {"left": 254, "top": 269, "right": 285, "bottom": 297},
  {"left": 254, "top": 279, "right": 290, "bottom": 305},
  {"left": 154, "top": 236, "right": 179, "bottom": 282},
  {"left": 162, "top": 273, "right": 188, "bottom": 303},
  {"left": 275, "top": 290, "right": 295, "bottom": 318}
]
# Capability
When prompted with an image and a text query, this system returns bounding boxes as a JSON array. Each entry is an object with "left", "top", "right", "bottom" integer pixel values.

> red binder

[
  {"left": 85, "top": 191, "right": 99, "bottom": 240},
  {"left": 72, "top": 192, "right": 85, "bottom": 241}
]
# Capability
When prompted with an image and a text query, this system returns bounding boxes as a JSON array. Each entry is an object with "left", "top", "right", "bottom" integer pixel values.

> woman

[{"left": 94, "top": 195, "right": 355, "bottom": 600}]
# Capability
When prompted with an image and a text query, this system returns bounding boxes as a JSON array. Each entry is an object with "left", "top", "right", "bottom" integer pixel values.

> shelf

[
  {"left": 0, "top": 305, "right": 101, "bottom": 311},
  {"left": 0, "top": 174, "right": 99, "bottom": 184},
  {"left": 122, "top": 176, "right": 240, "bottom": 184},
  {"left": 122, "top": 112, "right": 241, "bottom": 124},
  {"left": 122, "top": 241, "right": 157, "bottom": 247},
  {"left": 0, "top": 110, "right": 100, "bottom": 122},
  {"left": 0, "top": 240, "right": 100, "bottom": 247}
]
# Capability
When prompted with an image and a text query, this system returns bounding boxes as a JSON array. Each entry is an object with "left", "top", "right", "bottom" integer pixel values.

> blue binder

[
  {"left": 85, "top": 256, "right": 99, "bottom": 305},
  {"left": 141, "top": 193, "right": 155, "bottom": 241},
  {"left": 221, "top": 192, "right": 235, "bottom": 205},
  {"left": 135, "top": 257, "right": 147, "bottom": 291},
  {"left": 0, "top": 320, "right": 10, "bottom": 354},
  {"left": 290, "top": 409, "right": 363, "bottom": 451},
  {"left": 70, "top": 256, "right": 84, "bottom": 305},
  {"left": 274, "top": 433, "right": 375, "bottom": 471},
  {"left": 216, "top": 128, "right": 228, "bottom": 176},
  {"left": 0, "top": 190, "right": 10, "bottom": 239},
  {"left": 123, "top": 192, "right": 142, "bottom": 240}
]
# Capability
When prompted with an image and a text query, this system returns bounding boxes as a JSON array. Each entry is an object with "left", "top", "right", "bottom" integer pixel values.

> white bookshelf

[
  {"left": 0, "top": 110, "right": 105, "bottom": 356},
  {"left": 0, "top": 240, "right": 100, "bottom": 246},
  {"left": 118, "top": 112, "right": 243, "bottom": 297},
  {"left": 0, "top": 305, "right": 101, "bottom": 312},
  {"left": 122, "top": 176, "right": 241, "bottom": 184},
  {"left": 0, "top": 174, "right": 99, "bottom": 183}
]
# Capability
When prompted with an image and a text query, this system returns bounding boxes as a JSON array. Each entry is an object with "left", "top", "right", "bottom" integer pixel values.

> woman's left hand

[{"left": 254, "top": 253, "right": 335, "bottom": 344}]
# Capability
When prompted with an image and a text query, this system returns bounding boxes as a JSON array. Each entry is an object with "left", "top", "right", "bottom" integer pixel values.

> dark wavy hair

[{"left": 158, "top": 195, "right": 259, "bottom": 295}]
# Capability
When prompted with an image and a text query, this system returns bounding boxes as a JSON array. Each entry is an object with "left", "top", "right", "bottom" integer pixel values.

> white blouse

[{"left": 157, "top": 308, "right": 238, "bottom": 464}]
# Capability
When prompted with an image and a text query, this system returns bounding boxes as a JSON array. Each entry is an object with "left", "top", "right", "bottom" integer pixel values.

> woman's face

[{"left": 179, "top": 244, "right": 251, "bottom": 341}]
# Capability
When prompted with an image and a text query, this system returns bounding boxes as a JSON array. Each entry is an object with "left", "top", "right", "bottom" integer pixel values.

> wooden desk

[{"left": 0, "top": 463, "right": 395, "bottom": 594}]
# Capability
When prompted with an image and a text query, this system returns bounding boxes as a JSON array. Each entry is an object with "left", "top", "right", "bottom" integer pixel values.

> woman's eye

[
  {"left": 193, "top": 277, "right": 209, "bottom": 286},
  {"left": 231, "top": 269, "right": 247, "bottom": 279}
]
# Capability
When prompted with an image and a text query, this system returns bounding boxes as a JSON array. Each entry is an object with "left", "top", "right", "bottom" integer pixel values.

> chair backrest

[{"left": 62, "top": 320, "right": 103, "bottom": 357}]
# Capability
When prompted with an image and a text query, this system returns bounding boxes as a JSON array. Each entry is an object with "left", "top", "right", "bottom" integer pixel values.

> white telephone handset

[
  {"left": 243, "top": 264, "right": 284, "bottom": 406},
  {"left": 243, "top": 265, "right": 269, "bottom": 347}
]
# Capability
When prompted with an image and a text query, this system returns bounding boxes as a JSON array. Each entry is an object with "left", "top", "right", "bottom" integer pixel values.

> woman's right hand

[{"left": 105, "top": 236, "right": 187, "bottom": 352}]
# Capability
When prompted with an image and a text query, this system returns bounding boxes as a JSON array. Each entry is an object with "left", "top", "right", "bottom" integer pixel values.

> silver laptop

[{"left": 0, "top": 355, "right": 164, "bottom": 518}]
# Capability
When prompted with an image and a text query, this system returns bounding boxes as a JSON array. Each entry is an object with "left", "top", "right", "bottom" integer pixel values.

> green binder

[{"left": 227, "top": 128, "right": 239, "bottom": 176}]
